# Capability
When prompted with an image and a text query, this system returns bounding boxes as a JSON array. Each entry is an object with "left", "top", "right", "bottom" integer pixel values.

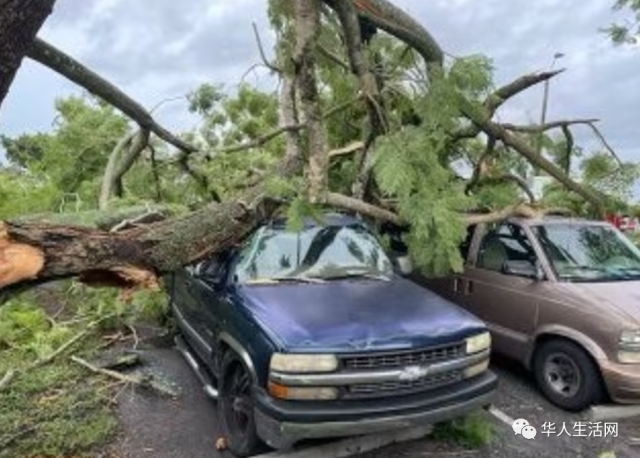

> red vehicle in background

[{"left": 607, "top": 214, "right": 638, "bottom": 233}]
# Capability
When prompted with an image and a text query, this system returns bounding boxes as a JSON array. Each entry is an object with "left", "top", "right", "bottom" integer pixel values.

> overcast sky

[{"left": 1, "top": 0, "right": 639, "bottom": 169}]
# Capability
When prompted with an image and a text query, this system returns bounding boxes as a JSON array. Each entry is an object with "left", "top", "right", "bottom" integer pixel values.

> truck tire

[
  {"left": 533, "top": 339, "right": 605, "bottom": 411},
  {"left": 218, "top": 350, "right": 262, "bottom": 457}
]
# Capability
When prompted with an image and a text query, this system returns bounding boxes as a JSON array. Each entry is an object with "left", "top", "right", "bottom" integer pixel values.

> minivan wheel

[
  {"left": 533, "top": 339, "right": 604, "bottom": 411},
  {"left": 219, "top": 351, "right": 262, "bottom": 457}
]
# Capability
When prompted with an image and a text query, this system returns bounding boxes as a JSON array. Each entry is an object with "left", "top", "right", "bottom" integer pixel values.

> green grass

[
  {"left": 0, "top": 284, "right": 166, "bottom": 458},
  {"left": 431, "top": 411, "right": 495, "bottom": 448}
]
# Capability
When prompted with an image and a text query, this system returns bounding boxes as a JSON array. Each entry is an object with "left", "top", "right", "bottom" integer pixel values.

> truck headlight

[
  {"left": 270, "top": 353, "right": 338, "bottom": 373},
  {"left": 619, "top": 330, "right": 640, "bottom": 364},
  {"left": 466, "top": 332, "right": 491, "bottom": 355}
]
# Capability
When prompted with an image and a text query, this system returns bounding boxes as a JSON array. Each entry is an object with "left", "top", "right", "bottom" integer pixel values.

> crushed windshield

[
  {"left": 532, "top": 223, "right": 640, "bottom": 282},
  {"left": 234, "top": 223, "right": 394, "bottom": 284}
]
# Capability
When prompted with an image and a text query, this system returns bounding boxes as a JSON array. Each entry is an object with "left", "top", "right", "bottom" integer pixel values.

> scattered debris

[
  {"left": 215, "top": 436, "right": 227, "bottom": 451},
  {"left": 71, "top": 355, "right": 179, "bottom": 398}
]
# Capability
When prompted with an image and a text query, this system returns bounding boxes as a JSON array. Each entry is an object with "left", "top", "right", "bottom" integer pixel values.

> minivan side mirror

[{"left": 502, "top": 260, "right": 544, "bottom": 281}]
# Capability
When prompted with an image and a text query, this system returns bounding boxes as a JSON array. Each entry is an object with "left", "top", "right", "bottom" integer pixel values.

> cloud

[{"left": 2, "top": 0, "right": 639, "bottom": 168}]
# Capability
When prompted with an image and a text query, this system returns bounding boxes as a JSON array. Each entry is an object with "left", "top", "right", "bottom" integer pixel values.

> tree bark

[
  {"left": 99, "top": 129, "right": 150, "bottom": 210},
  {"left": 0, "top": 0, "right": 56, "bottom": 108},
  {"left": 294, "top": 0, "right": 328, "bottom": 203}
]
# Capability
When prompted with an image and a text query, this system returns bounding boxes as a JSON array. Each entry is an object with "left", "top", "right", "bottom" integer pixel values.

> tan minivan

[{"left": 422, "top": 216, "right": 640, "bottom": 411}]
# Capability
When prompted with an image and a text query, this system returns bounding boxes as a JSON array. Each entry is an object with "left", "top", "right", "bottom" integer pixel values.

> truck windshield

[
  {"left": 234, "top": 224, "right": 394, "bottom": 284},
  {"left": 532, "top": 223, "right": 640, "bottom": 282}
]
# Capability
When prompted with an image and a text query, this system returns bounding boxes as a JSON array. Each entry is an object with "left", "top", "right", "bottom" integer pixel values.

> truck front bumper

[{"left": 253, "top": 371, "right": 498, "bottom": 450}]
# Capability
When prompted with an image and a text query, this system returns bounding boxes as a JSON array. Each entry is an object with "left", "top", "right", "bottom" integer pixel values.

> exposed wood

[
  {"left": 0, "top": 0, "right": 56, "bottom": 108},
  {"left": 28, "top": 38, "right": 198, "bottom": 154},
  {"left": 0, "top": 223, "right": 45, "bottom": 288}
]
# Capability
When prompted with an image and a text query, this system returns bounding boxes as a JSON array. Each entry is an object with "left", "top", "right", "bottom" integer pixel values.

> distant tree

[{"left": 605, "top": 0, "right": 640, "bottom": 44}]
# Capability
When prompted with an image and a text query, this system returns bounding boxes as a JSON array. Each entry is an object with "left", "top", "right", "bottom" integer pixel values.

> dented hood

[{"left": 236, "top": 277, "right": 486, "bottom": 352}]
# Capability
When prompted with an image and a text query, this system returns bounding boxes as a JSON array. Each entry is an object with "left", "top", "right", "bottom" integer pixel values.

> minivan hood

[
  {"left": 236, "top": 277, "right": 486, "bottom": 352},
  {"left": 557, "top": 280, "right": 640, "bottom": 324}
]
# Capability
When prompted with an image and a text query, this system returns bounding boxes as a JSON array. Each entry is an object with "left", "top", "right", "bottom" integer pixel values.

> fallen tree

[{"left": 0, "top": 0, "right": 622, "bottom": 298}]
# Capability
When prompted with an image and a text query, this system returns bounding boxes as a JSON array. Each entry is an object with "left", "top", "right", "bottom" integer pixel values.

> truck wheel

[
  {"left": 218, "top": 350, "right": 262, "bottom": 457},
  {"left": 533, "top": 339, "right": 604, "bottom": 411}
]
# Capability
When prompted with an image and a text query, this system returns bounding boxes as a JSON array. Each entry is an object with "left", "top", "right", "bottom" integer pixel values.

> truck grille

[
  {"left": 340, "top": 342, "right": 464, "bottom": 371},
  {"left": 345, "top": 370, "right": 463, "bottom": 399}
]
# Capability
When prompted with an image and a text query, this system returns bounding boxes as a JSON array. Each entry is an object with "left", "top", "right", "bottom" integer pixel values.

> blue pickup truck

[{"left": 166, "top": 213, "right": 497, "bottom": 456}]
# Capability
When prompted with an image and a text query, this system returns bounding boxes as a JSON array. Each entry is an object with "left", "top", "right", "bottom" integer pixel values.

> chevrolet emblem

[{"left": 398, "top": 365, "right": 429, "bottom": 381}]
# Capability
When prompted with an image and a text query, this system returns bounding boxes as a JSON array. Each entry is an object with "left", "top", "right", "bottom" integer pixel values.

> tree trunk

[{"left": 0, "top": 0, "right": 56, "bottom": 108}]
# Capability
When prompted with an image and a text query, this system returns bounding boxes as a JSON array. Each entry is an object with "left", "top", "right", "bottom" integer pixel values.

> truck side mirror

[
  {"left": 393, "top": 254, "right": 414, "bottom": 276},
  {"left": 193, "top": 258, "right": 226, "bottom": 286}
]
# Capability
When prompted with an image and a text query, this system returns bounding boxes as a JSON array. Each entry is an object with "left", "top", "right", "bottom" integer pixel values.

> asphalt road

[{"left": 105, "top": 344, "right": 640, "bottom": 458}]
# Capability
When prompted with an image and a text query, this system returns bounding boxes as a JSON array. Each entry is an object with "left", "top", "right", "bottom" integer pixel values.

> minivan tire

[
  {"left": 218, "top": 350, "right": 262, "bottom": 457},
  {"left": 533, "top": 339, "right": 604, "bottom": 411}
]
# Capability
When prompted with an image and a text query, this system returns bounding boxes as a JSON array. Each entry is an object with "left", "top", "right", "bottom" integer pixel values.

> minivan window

[
  {"left": 477, "top": 223, "right": 537, "bottom": 272},
  {"left": 533, "top": 223, "right": 640, "bottom": 281},
  {"left": 235, "top": 224, "right": 394, "bottom": 283}
]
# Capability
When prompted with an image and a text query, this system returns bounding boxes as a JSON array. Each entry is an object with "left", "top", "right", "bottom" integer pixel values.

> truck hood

[
  {"left": 557, "top": 280, "right": 640, "bottom": 324},
  {"left": 236, "top": 277, "right": 486, "bottom": 352}
]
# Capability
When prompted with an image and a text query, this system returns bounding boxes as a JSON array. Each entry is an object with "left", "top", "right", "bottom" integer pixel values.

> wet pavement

[{"left": 105, "top": 345, "right": 640, "bottom": 458}]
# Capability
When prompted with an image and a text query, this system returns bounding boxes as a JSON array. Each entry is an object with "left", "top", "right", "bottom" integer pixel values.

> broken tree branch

[
  {"left": 252, "top": 21, "right": 280, "bottom": 73},
  {"left": 325, "top": 0, "right": 444, "bottom": 67},
  {"left": 99, "top": 128, "right": 151, "bottom": 210},
  {"left": 28, "top": 38, "right": 198, "bottom": 154},
  {"left": 474, "top": 174, "right": 536, "bottom": 203},
  {"left": 0, "top": 315, "right": 112, "bottom": 392},
  {"left": 465, "top": 136, "right": 497, "bottom": 195},
  {"left": 329, "top": 141, "right": 366, "bottom": 158},
  {"left": 206, "top": 124, "right": 304, "bottom": 159},
  {"left": 71, "top": 355, "right": 179, "bottom": 397},
  {"left": 0, "top": 8, "right": 323, "bottom": 294},
  {"left": 176, "top": 152, "right": 221, "bottom": 202},
  {"left": 465, "top": 109, "right": 604, "bottom": 214},
  {"left": 452, "top": 70, "right": 565, "bottom": 140},
  {"left": 326, "top": 192, "right": 401, "bottom": 224},
  {"left": 500, "top": 118, "right": 599, "bottom": 133}
]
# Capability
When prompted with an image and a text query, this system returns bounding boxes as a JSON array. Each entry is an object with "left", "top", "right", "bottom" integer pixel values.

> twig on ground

[
  {"left": 0, "top": 315, "right": 114, "bottom": 392},
  {"left": 71, "top": 355, "right": 179, "bottom": 398}
]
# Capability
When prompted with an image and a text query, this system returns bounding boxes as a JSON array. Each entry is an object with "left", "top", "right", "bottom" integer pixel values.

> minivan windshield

[
  {"left": 234, "top": 223, "right": 394, "bottom": 284},
  {"left": 532, "top": 223, "right": 640, "bottom": 282}
]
